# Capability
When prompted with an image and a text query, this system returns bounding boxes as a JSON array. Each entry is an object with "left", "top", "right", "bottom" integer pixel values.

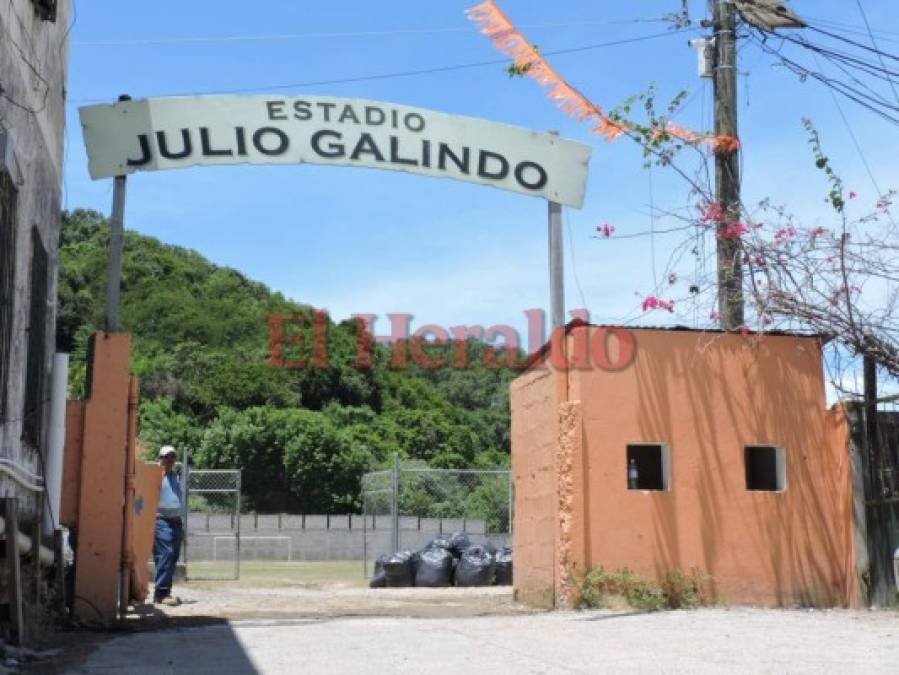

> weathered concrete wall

[
  {"left": 0, "top": 1, "right": 70, "bottom": 509},
  {"left": 511, "top": 327, "right": 858, "bottom": 608},
  {"left": 184, "top": 516, "right": 509, "bottom": 562},
  {"left": 576, "top": 328, "right": 855, "bottom": 607},
  {"left": 70, "top": 333, "right": 132, "bottom": 621},
  {"left": 510, "top": 367, "right": 557, "bottom": 608}
]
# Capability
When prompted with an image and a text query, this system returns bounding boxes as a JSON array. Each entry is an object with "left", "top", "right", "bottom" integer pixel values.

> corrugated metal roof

[
  {"left": 587, "top": 322, "right": 829, "bottom": 340},
  {"left": 520, "top": 319, "right": 830, "bottom": 371}
]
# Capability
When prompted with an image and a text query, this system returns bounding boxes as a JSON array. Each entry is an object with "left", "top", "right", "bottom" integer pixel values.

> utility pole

[
  {"left": 712, "top": 0, "right": 744, "bottom": 329},
  {"left": 104, "top": 93, "right": 131, "bottom": 333}
]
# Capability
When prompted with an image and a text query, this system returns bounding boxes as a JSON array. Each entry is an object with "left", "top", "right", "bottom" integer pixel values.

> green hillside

[{"left": 56, "top": 209, "right": 516, "bottom": 513}]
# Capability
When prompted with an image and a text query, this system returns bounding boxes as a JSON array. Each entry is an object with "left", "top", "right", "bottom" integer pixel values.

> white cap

[{"left": 158, "top": 445, "right": 177, "bottom": 458}]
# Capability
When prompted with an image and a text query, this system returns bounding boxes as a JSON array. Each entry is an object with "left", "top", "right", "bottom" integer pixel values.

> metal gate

[
  {"left": 362, "top": 455, "right": 512, "bottom": 576},
  {"left": 184, "top": 466, "right": 242, "bottom": 580}
]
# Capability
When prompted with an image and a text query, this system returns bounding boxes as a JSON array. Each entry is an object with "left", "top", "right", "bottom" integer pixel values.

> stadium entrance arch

[{"left": 77, "top": 94, "right": 592, "bottom": 586}]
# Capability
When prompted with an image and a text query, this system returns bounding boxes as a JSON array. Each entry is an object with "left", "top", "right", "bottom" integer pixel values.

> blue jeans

[{"left": 153, "top": 516, "right": 183, "bottom": 601}]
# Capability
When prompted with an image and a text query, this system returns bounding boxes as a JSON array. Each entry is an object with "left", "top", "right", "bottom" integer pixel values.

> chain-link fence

[
  {"left": 184, "top": 467, "right": 242, "bottom": 580},
  {"left": 362, "top": 457, "right": 512, "bottom": 576}
]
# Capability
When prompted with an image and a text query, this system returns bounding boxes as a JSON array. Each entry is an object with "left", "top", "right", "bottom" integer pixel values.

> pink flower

[
  {"left": 596, "top": 223, "right": 615, "bottom": 238},
  {"left": 699, "top": 202, "right": 724, "bottom": 224},
  {"left": 709, "top": 311, "right": 721, "bottom": 321},
  {"left": 642, "top": 296, "right": 674, "bottom": 313},
  {"left": 774, "top": 226, "right": 796, "bottom": 240},
  {"left": 849, "top": 191, "right": 857, "bottom": 200},
  {"left": 716, "top": 222, "right": 749, "bottom": 240}
]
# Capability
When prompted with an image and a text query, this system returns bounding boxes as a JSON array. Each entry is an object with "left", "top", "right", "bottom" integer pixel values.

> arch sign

[{"left": 79, "top": 95, "right": 592, "bottom": 208}]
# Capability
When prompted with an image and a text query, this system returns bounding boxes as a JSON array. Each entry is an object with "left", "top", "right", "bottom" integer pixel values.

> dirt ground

[
  {"left": 156, "top": 561, "right": 528, "bottom": 620},
  {"left": 40, "top": 606, "right": 899, "bottom": 674},
  {"left": 20, "top": 564, "right": 899, "bottom": 673}
]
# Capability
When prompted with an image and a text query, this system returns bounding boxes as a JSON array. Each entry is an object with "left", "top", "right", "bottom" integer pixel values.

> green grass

[
  {"left": 571, "top": 566, "right": 715, "bottom": 611},
  {"left": 185, "top": 560, "right": 368, "bottom": 588}
]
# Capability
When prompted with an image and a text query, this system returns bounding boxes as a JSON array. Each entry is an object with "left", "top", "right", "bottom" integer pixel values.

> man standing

[{"left": 154, "top": 445, "right": 184, "bottom": 606}]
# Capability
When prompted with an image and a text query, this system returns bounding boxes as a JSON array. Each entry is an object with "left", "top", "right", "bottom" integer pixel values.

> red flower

[
  {"left": 716, "top": 222, "right": 749, "bottom": 240},
  {"left": 596, "top": 223, "right": 615, "bottom": 238},
  {"left": 642, "top": 296, "right": 674, "bottom": 313},
  {"left": 699, "top": 202, "right": 726, "bottom": 225}
]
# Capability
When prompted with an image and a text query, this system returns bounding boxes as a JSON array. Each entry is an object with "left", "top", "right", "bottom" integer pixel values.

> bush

[
  {"left": 661, "top": 568, "right": 713, "bottom": 609},
  {"left": 572, "top": 566, "right": 713, "bottom": 611}
]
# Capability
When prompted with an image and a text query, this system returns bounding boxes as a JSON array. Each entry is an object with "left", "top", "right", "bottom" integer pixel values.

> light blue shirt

[{"left": 158, "top": 471, "right": 183, "bottom": 519}]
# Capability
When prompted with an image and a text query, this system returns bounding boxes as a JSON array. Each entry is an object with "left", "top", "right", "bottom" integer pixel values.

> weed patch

[{"left": 572, "top": 566, "right": 714, "bottom": 611}]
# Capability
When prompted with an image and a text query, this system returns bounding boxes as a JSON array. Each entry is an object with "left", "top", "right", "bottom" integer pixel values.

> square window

[
  {"left": 745, "top": 446, "right": 786, "bottom": 492},
  {"left": 627, "top": 444, "right": 670, "bottom": 491}
]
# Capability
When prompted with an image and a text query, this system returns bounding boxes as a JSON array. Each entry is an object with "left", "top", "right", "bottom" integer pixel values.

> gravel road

[{"left": 59, "top": 607, "right": 898, "bottom": 674}]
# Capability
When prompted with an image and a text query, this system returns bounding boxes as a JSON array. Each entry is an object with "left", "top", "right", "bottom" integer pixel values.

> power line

[
  {"left": 563, "top": 207, "right": 589, "bottom": 317},
  {"left": 802, "top": 14, "right": 899, "bottom": 41},
  {"left": 72, "top": 28, "right": 693, "bottom": 104},
  {"left": 855, "top": 0, "right": 899, "bottom": 105},
  {"left": 811, "top": 53, "right": 896, "bottom": 228},
  {"left": 71, "top": 18, "right": 676, "bottom": 48},
  {"left": 748, "top": 31, "right": 899, "bottom": 127}
]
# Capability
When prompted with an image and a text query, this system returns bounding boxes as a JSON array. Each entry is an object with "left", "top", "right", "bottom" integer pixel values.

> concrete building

[
  {"left": 511, "top": 324, "right": 864, "bottom": 608},
  {"left": 0, "top": 1, "right": 70, "bottom": 512}
]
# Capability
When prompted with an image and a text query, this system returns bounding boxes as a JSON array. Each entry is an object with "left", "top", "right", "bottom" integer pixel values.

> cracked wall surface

[
  {"left": 510, "top": 368, "right": 557, "bottom": 608},
  {"left": 511, "top": 326, "right": 859, "bottom": 609},
  {"left": 555, "top": 400, "right": 583, "bottom": 608}
]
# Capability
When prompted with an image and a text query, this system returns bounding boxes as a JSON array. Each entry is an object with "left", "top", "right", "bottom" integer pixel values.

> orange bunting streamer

[{"left": 465, "top": 0, "right": 739, "bottom": 153}]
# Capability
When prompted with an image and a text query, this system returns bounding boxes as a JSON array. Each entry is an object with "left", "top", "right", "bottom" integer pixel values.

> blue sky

[{"left": 63, "top": 0, "right": 899, "bottom": 346}]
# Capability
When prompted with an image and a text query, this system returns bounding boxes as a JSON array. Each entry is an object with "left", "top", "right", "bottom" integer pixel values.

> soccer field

[{"left": 184, "top": 560, "right": 369, "bottom": 587}]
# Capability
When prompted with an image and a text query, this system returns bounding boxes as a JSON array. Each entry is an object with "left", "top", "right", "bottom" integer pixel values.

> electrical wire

[
  {"left": 745, "top": 3, "right": 899, "bottom": 126},
  {"left": 811, "top": 53, "right": 895, "bottom": 228},
  {"left": 70, "top": 17, "right": 679, "bottom": 47},
  {"left": 71, "top": 28, "right": 694, "bottom": 104},
  {"left": 748, "top": 31, "right": 899, "bottom": 126},
  {"left": 648, "top": 163, "right": 658, "bottom": 290},
  {"left": 855, "top": 0, "right": 899, "bottom": 106},
  {"left": 563, "top": 207, "right": 589, "bottom": 317}
]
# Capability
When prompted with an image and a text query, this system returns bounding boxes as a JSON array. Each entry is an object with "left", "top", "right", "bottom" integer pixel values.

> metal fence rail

[
  {"left": 361, "top": 455, "right": 512, "bottom": 576},
  {"left": 184, "top": 466, "right": 242, "bottom": 580}
]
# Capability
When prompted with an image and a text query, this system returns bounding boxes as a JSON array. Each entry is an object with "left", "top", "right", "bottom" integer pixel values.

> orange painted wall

[
  {"left": 512, "top": 327, "right": 857, "bottom": 607},
  {"left": 510, "top": 368, "right": 558, "bottom": 608},
  {"left": 71, "top": 333, "right": 132, "bottom": 621}
]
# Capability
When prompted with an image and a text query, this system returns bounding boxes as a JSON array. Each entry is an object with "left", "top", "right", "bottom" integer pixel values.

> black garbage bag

[
  {"left": 455, "top": 545, "right": 496, "bottom": 587},
  {"left": 448, "top": 531, "right": 471, "bottom": 558},
  {"left": 494, "top": 547, "right": 513, "bottom": 586},
  {"left": 426, "top": 535, "right": 453, "bottom": 553},
  {"left": 383, "top": 550, "right": 415, "bottom": 587},
  {"left": 369, "top": 554, "right": 390, "bottom": 588},
  {"left": 414, "top": 546, "right": 455, "bottom": 587}
]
